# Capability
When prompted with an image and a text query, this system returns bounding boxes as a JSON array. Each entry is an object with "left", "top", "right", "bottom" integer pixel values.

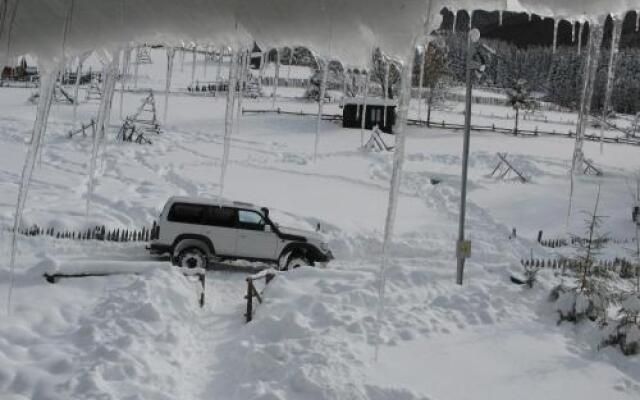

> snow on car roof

[{"left": 167, "top": 196, "right": 261, "bottom": 211}]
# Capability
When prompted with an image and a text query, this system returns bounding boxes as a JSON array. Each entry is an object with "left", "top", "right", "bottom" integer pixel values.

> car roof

[{"left": 166, "top": 196, "right": 262, "bottom": 212}]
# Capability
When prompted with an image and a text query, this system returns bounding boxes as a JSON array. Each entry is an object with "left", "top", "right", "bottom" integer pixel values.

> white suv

[{"left": 149, "top": 196, "right": 333, "bottom": 269}]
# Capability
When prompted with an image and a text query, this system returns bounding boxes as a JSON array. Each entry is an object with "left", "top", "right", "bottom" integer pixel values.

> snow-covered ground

[{"left": 1, "top": 54, "right": 640, "bottom": 399}]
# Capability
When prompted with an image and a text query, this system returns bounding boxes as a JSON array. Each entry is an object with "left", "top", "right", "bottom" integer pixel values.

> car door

[
  {"left": 202, "top": 206, "right": 239, "bottom": 256},
  {"left": 235, "top": 209, "right": 278, "bottom": 260}
]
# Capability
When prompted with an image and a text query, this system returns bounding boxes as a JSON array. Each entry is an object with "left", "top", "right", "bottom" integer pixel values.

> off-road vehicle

[{"left": 149, "top": 196, "right": 333, "bottom": 270}]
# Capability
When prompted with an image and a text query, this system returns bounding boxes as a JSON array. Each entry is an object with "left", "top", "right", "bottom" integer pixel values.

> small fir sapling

[
  {"left": 602, "top": 185, "right": 640, "bottom": 355},
  {"left": 553, "top": 186, "right": 612, "bottom": 324}
]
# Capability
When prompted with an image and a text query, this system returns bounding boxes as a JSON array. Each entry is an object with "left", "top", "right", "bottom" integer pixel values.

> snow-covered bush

[
  {"left": 553, "top": 286, "right": 604, "bottom": 323},
  {"left": 602, "top": 293, "right": 640, "bottom": 355}
]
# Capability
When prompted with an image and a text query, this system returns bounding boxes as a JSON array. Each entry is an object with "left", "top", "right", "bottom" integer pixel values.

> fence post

[
  {"left": 245, "top": 279, "right": 253, "bottom": 322},
  {"left": 199, "top": 273, "right": 205, "bottom": 308}
]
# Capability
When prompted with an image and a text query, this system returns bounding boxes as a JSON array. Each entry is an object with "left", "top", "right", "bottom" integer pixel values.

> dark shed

[{"left": 342, "top": 97, "right": 396, "bottom": 134}]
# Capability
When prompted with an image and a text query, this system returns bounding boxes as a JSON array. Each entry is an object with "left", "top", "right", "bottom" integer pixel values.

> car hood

[{"left": 278, "top": 226, "right": 324, "bottom": 242}]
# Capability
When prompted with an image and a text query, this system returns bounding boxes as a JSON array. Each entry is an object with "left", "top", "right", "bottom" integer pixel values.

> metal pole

[{"left": 456, "top": 30, "right": 477, "bottom": 285}]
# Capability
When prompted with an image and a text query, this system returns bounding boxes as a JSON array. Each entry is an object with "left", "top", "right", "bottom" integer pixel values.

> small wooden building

[{"left": 342, "top": 97, "right": 396, "bottom": 134}]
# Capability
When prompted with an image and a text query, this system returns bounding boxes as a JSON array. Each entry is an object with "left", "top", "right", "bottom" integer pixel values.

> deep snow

[{"left": 1, "top": 48, "right": 640, "bottom": 399}]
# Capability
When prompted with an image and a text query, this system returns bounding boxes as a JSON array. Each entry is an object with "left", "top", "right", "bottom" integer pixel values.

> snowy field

[{"left": 1, "top": 55, "right": 640, "bottom": 399}]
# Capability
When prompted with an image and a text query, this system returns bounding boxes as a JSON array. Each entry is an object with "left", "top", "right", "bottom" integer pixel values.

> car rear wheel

[{"left": 176, "top": 247, "right": 208, "bottom": 269}]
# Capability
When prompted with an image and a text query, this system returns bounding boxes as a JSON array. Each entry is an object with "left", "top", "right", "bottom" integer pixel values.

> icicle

[
  {"left": 216, "top": 46, "right": 223, "bottom": 87},
  {"left": 258, "top": 49, "right": 267, "bottom": 93},
  {"left": 374, "top": 53, "right": 417, "bottom": 362},
  {"left": 552, "top": 18, "right": 559, "bottom": 54},
  {"left": 87, "top": 53, "right": 119, "bottom": 220},
  {"left": 7, "top": 68, "right": 57, "bottom": 314},
  {"left": 203, "top": 47, "right": 208, "bottom": 79},
  {"left": 286, "top": 46, "right": 294, "bottom": 82},
  {"left": 133, "top": 46, "right": 140, "bottom": 88},
  {"left": 342, "top": 66, "right": 348, "bottom": 99},
  {"left": 3, "top": 0, "right": 19, "bottom": 61},
  {"left": 528, "top": 13, "right": 532, "bottom": 23},
  {"left": 499, "top": 10, "right": 503, "bottom": 26},
  {"left": 360, "top": 71, "right": 369, "bottom": 147},
  {"left": 119, "top": 46, "right": 131, "bottom": 120},
  {"left": 383, "top": 61, "right": 390, "bottom": 128},
  {"left": 314, "top": 57, "right": 329, "bottom": 161},
  {"left": 190, "top": 46, "right": 197, "bottom": 89},
  {"left": 572, "top": 21, "right": 604, "bottom": 175},
  {"left": 417, "top": 47, "right": 426, "bottom": 122},
  {"left": 72, "top": 58, "right": 83, "bottom": 130},
  {"left": 375, "top": 0, "right": 435, "bottom": 361},
  {"left": 219, "top": 48, "right": 238, "bottom": 197},
  {"left": 600, "top": 18, "right": 622, "bottom": 154},
  {"left": 236, "top": 49, "right": 248, "bottom": 135},
  {"left": 271, "top": 48, "right": 280, "bottom": 108},
  {"left": 163, "top": 47, "right": 175, "bottom": 124},
  {"left": 572, "top": 21, "right": 577, "bottom": 43},
  {"left": 452, "top": 10, "right": 457, "bottom": 33},
  {"left": 468, "top": 10, "right": 474, "bottom": 30},
  {"left": 101, "top": 53, "right": 120, "bottom": 143},
  {"left": 180, "top": 46, "right": 185, "bottom": 72},
  {"left": 577, "top": 22, "right": 584, "bottom": 55}
]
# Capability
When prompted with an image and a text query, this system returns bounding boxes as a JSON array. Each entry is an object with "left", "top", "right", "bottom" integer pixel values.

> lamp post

[{"left": 456, "top": 28, "right": 481, "bottom": 285}]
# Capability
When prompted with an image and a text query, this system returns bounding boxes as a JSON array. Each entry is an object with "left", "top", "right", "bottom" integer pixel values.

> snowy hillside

[{"left": 1, "top": 42, "right": 640, "bottom": 399}]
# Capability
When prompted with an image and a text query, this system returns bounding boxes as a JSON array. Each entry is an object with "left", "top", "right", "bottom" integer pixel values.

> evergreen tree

[{"left": 505, "top": 78, "right": 536, "bottom": 133}]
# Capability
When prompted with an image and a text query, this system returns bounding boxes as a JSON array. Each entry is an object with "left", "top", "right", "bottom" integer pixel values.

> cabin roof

[{"left": 342, "top": 97, "right": 396, "bottom": 107}]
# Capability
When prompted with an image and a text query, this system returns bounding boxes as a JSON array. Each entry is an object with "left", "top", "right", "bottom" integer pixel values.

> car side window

[
  {"left": 203, "top": 206, "right": 237, "bottom": 228},
  {"left": 237, "top": 210, "right": 265, "bottom": 231},
  {"left": 167, "top": 203, "right": 205, "bottom": 224}
]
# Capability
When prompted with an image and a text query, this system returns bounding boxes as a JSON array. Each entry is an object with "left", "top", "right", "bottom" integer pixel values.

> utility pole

[{"left": 456, "top": 28, "right": 481, "bottom": 285}]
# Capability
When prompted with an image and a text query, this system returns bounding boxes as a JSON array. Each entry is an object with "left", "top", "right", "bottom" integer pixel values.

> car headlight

[{"left": 320, "top": 242, "right": 329, "bottom": 252}]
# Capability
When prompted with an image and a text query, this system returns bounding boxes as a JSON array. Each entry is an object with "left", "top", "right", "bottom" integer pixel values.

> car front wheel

[
  {"left": 175, "top": 247, "right": 208, "bottom": 269},
  {"left": 280, "top": 252, "right": 314, "bottom": 271}
]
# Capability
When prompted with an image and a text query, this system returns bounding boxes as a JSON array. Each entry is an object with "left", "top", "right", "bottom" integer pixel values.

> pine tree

[{"left": 506, "top": 78, "right": 536, "bottom": 134}]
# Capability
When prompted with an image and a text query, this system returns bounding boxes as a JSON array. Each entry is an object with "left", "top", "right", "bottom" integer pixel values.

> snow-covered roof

[
  {"left": 342, "top": 97, "right": 397, "bottom": 107},
  {"left": 2, "top": 0, "right": 640, "bottom": 68}
]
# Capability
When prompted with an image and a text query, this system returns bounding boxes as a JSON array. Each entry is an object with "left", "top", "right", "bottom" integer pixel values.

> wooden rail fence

[
  {"left": 245, "top": 270, "right": 277, "bottom": 323},
  {"left": 44, "top": 267, "right": 206, "bottom": 308},
  {"left": 241, "top": 107, "right": 640, "bottom": 147}
]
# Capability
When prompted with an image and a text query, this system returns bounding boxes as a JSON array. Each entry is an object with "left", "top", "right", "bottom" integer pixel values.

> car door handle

[{"left": 239, "top": 234, "right": 247, "bottom": 238}]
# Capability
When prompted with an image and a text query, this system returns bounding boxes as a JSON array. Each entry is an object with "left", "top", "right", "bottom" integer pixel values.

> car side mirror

[{"left": 264, "top": 224, "right": 272, "bottom": 232}]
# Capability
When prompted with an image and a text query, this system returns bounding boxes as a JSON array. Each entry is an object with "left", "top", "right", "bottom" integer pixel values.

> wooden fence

[
  {"left": 243, "top": 107, "right": 640, "bottom": 147},
  {"left": 520, "top": 257, "right": 638, "bottom": 277},
  {"left": 539, "top": 236, "right": 635, "bottom": 249},
  {"left": 245, "top": 270, "right": 277, "bottom": 322},
  {"left": 7, "top": 221, "right": 160, "bottom": 243},
  {"left": 242, "top": 107, "right": 342, "bottom": 121},
  {"left": 45, "top": 266, "right": 206, "bottom": 307}
]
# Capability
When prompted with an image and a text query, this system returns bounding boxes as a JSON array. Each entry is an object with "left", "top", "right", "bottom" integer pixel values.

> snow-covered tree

[
  {"left": 603, "top": 293, "right": 640, "bottom": 355},
  {"left": 505, "top": 78, "right": 536, "bottom": 134},
  {"left": 370, "top": 48, "right": 400, "bottom": 99},
  {"left": 305, "top": 59, "right": 342, "bottom": 102},
  {"left": 415, "top": 42, "right": 450, "bottom": 124}
]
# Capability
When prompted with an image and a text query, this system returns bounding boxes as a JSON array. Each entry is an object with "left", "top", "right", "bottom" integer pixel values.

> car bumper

[
  {"left": 317, "top": 250, "right": 334, "bottom": 262},
  {"left": 147, "top": 243, "right": 172, "bottom": 255}
]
